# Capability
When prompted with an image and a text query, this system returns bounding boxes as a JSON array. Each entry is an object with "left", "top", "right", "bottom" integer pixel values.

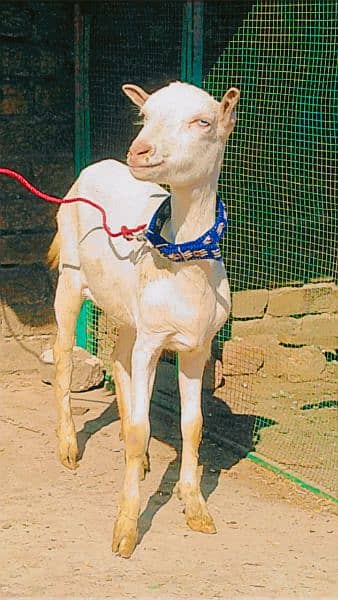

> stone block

[
  {"left": 0, "top": 192, "right": 57, "bottom": 232},
  {"left": 34, "top": 82, "right": 73, "bottom": 116},
  {"left": 0, "top": 335, "right": 54, "bottom": 373},
  {"left": 0, "top": 44, "right": 37, "bottom": 78},
  {"left": 232, "top": 313, "right": 338, "bottom": 352},
  {"left": 264, "top": 345, "right": 326, "bottom": 382},
  {"left": 232, "top": 288, "right": 268, "bottom": 318},
  {"left": 0, "top": 232, "right": 55, "bottom": 264},
  {"left": 40, "top": 346, "right": 104, "bottom": 392},
  {"left": 0, "top": 5, "right": 33, "bottom": 39},
  {"left": 31, "top": 160, "right": 74, "bottom": 198},
  {"left": 267, "top": 283, "right": 337, "bottom": 317},
  {"left": 0, "top": 83, "right": 31, "bottom": 115},
  {"left": 0, "top": 117, "right": 74, "bottom": 160},
  {"left": 0, "top": 303, "right": 56, "bottom": 337},
  {"left": 222, "top": 340, "right": 264, "bottom": 375},
  {"left": 231, "top": 315, "right": 298, "bottom": 342},
  {"left": 0, "top": 265, "right": 54, "bottom": 305},
  {"left": 279, "top": 313, "right": 338, "bottom": 351},
  {"left": 32, "top": 4, "right": 74, "bottom": 47}
]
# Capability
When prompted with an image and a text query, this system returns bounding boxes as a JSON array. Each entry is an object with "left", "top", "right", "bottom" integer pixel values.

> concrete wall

[{"left": 0, "top": 2, "right": 74, "bottom": 374}]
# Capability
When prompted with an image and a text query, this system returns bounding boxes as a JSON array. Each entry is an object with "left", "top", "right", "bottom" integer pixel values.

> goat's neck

[{"left": 167, "top": 179, "right": 219, "bottom": 244}]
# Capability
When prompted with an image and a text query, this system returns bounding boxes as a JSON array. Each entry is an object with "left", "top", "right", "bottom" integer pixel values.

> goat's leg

[
  {"left": 113, "top": 327, "right": 134, "bottom": 442},
  {"left": 113, "top": 327, "right": 150, "bottom": 479},
  {"left": 112, "top": 337, "right": 161, "bottom": 558},
  {"left": 54, "top": 271, "right": 82, "bottom": 470},
  {"left": 177, "top": 346, "right": 217, "bottom": 534}
]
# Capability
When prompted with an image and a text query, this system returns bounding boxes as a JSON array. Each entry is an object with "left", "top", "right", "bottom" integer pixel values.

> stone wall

[
  {"left": 222, "top": 282, "right": 338, "bottom": 383},
  {"left": 0, "top": 2, "right": 74, "bottom": 373}
]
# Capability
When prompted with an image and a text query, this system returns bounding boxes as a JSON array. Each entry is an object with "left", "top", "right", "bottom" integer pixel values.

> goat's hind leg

[
  {"left": 54, "top": 270, "right": 83, "bottom": 469},
  {"left": 177, "top": 347, "right": 216, "bottom": 534}
]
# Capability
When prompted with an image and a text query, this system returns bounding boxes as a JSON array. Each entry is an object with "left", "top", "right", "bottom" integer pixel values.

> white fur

[{"left": 53, "top": 81, "right": 240, "bottom": 557}]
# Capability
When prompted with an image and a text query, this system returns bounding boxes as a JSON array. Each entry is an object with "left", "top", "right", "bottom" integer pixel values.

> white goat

[{"left": 48, "top": 81, "right": 240, "bottom": 558}]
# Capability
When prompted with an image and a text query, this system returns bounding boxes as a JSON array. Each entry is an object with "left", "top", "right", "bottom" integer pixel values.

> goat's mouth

[{"left": 127, "top": 160, "right": 164, "bottom": 170}]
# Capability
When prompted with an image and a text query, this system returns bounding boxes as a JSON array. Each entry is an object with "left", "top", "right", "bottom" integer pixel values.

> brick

[
  {"left": 268, "top": 283, "right": 338, "bottom": 316},
  {"left": 0, "top": 156, "right": 63, "bottom": 232},
  {"left": 279, "top": 313, "right": 338, "bottom": 351},
  {"left": 264, "top": 345, "right": 326, "bottom": 382},
  {"left": 232, "top": 288, "right": 268, "bottom": 318},
  {"left": 0, "top": 117, "right": 74, "bottom": 160},
  {"left": 0, "top": 44, "right": 37, "bottom": 78},
  {"left": 231, "top": 315, "right": 298, "bottom": 341},
  {"left": 0, "top": 193, "right": 58, "bottom": 232},
  {"left": 32, "top": 4, "right": 74, "bottom": 47},
  {"left": 0, "top": 84, "right": 30, "bottom": 115},
  {"left": 222, "top": 340, "right": 264, "bottom": 375},
  {"left": 0, "top": 265, "right": 54, "bottom": 305},
  {"left": 0, "top": 44, "right": 67, "bottom": 80},
  {"left": 232, "top": 313, "right": 338, "bottom": 351},
  {"left": 0, "top": 302, "right": 55, "bottom": 337},
  {"left": 0, "top": 335, "right": 54, "bottom": 373},
  {"left": 0, "top": 232, "right": 55, "bottom": 264},
  {"left": 34, "top": 82, "right": 73, "bottom": 116},
  {"left": 0, "top": 5, "right": 33, "bottom": 39},
  {"left": 31, "top": 160, "right": 74, "bottom": 198}
]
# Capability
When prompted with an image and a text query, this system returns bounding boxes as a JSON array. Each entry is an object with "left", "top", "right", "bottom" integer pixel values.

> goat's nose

[{"left": 128, "top": 139, "right": 155, "bottom": 158}]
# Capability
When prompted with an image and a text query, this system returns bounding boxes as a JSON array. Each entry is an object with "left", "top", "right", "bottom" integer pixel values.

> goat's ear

[
  {"left": 122, "top": 84, "right": 150, "bottom": 107},
  {"left": 218, "top": 87, "right": 240, "bottom": 137}
]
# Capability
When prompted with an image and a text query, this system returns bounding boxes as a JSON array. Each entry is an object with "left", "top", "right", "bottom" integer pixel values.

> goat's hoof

[
  {"left": 58, "top": 440, "right": 79, "bottom": 470},
  {"left": 186, "top": 509, "right": 217, "bottom": 535},
  {"left": 112, "top": 515, "right": 138, "bottom": 558}
]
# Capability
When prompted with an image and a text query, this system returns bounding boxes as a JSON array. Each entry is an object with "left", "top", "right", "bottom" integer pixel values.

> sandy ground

[{"left": 0, "top": 372, "right": 337, "bottom": 599}]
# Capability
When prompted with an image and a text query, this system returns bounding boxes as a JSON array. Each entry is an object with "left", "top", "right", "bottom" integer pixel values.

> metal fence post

[
  {"left": 74, "top": 3, "right": 92, "bottom": 349},
  {"left": 181, "top": 1, "right": 204, "bottom": 87}
]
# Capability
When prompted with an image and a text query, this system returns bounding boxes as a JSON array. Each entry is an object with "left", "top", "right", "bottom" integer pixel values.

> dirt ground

[
  {"left": 214, "top": 361, "right": 338, "bottom": 497},
  {"left": 0, "top": 372, "right": 337, "bottom": 599}
]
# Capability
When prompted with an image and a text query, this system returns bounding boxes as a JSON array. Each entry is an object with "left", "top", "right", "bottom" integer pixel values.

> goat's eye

[{"left": 196, "top": 119, "right": 211, "bottom": 128}]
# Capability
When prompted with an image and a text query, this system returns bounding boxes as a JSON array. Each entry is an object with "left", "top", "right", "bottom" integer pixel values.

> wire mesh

[
  {"left": 84, "top": 0, "right": 183, "bottom": 370},
  {"left": 204, "top": 0, "right": 337, "bottom": 497},
  {"left": 81, "top": 0, "right": 337, "bottom": 499},
  {"left": 88, "top": 1, "right": 183, "bottom": 163}
]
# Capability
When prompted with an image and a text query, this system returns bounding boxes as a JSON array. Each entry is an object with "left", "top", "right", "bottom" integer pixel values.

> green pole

[
  {"left": 176, "top": 1, "right": 205, "bottom": 374},
  {"left": 181, "top": 1, "right": 204, "bottom": 87},
  {"left": 74, "top": 4, "right": 92, "bottom": 349}
]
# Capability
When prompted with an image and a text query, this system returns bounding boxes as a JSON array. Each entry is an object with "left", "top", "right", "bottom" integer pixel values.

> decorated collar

[{"left": 144, "top": 196, "right": 228, "bottom": 262}]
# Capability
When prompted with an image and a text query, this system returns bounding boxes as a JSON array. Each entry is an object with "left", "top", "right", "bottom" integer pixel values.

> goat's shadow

[{"left": 75, "top": 371, "right": 275, "bottom": 548}]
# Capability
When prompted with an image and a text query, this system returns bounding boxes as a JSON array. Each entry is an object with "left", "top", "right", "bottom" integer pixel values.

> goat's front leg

[
  {"left": 54, "top": 271, "right": 82, "bottom": 469},
  {"left": 112, "top": 337, "right": 160, "bottom": 558},
  {"left": 177, "top": 346, "right": 217, "bottom": 534},
  {"left": 113, "top": 328, "right": 150, "bottom": 480}
]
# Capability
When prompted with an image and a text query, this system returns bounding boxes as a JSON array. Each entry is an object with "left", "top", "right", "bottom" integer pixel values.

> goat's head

[{"left": 123, "top": 81, "right": 240, "bottom": 188}]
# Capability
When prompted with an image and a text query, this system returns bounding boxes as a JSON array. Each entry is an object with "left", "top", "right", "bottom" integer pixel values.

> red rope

[{"left": 0, "top": 168, "right": 147, "bottom": 240}]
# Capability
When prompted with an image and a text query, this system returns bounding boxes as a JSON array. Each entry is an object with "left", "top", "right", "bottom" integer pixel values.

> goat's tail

[{"left": 47, "top": 231, "right": 60, "bottom": 270}]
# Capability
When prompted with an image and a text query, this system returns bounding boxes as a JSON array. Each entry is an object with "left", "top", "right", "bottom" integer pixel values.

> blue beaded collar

[{"left": 144, "top": 195, "right": 228, "bottom": 262}]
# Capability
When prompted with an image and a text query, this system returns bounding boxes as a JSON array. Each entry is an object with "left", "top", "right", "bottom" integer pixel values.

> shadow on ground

[{"left": 75, "top": 365, "right": 275, "bottom": 548}]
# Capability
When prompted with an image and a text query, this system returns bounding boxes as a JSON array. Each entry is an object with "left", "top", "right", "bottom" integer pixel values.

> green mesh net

[
  {"left": 203, "top": 0, "right": 337, "bottom": 498},
  {"left": 79, "top": 0, "right": 337, "bottom": 500}
]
